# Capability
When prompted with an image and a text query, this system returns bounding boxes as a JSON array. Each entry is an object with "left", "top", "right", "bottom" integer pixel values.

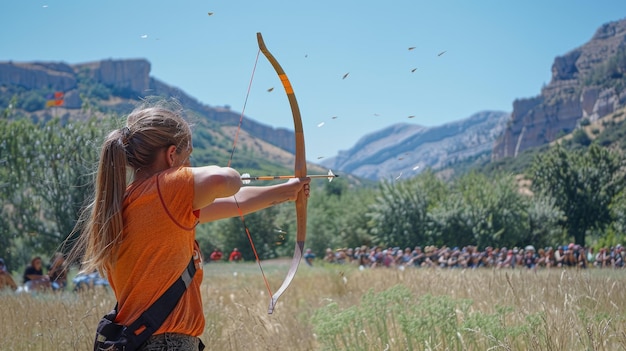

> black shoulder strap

[{"left": 123, "top": 256, "right": 196, "bottom": 349}]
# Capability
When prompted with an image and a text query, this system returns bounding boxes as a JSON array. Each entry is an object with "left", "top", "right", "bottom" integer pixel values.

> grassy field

[{"left": 2, "top": 261, "right": 626, "bottom": 350}]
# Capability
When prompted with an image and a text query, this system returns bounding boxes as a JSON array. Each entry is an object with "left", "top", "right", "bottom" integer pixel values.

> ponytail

[{"left": 72, "top": 129, "right": 128, "bottom": 274}]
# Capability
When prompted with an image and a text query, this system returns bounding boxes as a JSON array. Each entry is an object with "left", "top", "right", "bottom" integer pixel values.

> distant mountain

[
  {"left": 493, "top": 17, "right": 626, "bottom": 159},
  {"left": 321, "top": 111, "right": 510, "bottom": 180}
]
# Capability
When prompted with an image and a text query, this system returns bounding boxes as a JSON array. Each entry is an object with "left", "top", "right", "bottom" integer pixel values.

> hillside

[{"left": 0, "top": 59, "right": 322, "bottom": 177}]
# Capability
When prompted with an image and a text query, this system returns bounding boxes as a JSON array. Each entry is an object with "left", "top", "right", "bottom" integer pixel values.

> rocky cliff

[
  {"left": 0, "top": 59, "right": 297, "bottom": 154},
  {"left": 493, "top": 18, "right": 626, "bottom": 159}
]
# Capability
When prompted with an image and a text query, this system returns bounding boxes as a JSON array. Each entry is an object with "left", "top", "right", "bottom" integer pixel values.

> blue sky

[{"left": 2, "top": 1, "right": 626, "bottom": 160}]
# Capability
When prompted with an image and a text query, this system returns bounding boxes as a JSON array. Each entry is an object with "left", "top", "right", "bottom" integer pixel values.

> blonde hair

[{"left": 69, "top": 98, "right": 192, "bottom": 274}]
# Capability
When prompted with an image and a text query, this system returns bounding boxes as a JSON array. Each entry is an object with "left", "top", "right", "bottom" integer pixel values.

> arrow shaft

[{"left": 242, "top": 174, "right": 338, "bottom": 181}]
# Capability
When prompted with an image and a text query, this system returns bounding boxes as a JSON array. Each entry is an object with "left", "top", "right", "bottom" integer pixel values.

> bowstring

[
  {"left": 228, "top": 47, "right": 274, "bottom": 300},
  {"left": 228, "top": 48, "right": 261, "bottom": 167}
]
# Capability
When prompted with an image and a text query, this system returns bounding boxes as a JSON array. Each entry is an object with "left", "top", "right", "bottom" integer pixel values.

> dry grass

[{"left": 2, "top": 262, "right": 626, "bottom": 350}]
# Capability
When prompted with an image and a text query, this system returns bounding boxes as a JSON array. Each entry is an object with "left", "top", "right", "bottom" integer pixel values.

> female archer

[{"left": 69, "top": 98, "right": 309, "bottom": 350}]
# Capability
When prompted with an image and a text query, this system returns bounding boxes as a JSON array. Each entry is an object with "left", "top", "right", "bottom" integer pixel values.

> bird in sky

[
  {"left": 411, "top": 68, "right": 417, "bottom": 73},
  {"left": 438, "top": 50, "right": 447, "bottom": 56},
  {"left": 342, "top": 72, "right": 349, "bottom": 79},
  {"left": 408, "top": 46, "right": 416, "bottom": 50},
  {"left": 267, "top": 87, "right": 274, "bottom": 92}
]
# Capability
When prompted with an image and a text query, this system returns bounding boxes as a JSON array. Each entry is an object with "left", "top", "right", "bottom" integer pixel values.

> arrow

[{"left": 241, "top": 169, "right": 338, "bottom": 184}]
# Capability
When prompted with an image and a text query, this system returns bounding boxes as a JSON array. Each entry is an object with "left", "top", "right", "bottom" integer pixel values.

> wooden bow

[{"left": 256, "top": 32, "right": 307, "bottom": 314}]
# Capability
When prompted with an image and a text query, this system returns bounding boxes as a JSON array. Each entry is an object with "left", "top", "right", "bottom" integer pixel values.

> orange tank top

[{"left": 105, "top": 167, "right": 204, "bottom": 337}]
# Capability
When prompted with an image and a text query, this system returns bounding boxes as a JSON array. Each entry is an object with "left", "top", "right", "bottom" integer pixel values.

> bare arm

[
  {"left": 191, "top": 166, "right": 243, "bottom": 210},
  {"left": 197, "top": 177, "right": 310, "bottom": 223}
]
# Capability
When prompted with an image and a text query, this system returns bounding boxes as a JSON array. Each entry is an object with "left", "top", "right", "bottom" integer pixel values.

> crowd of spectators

[
  {"left": 2, "top": 243, "right": 623, "bottom": 293},
  {"left": 318, "top": 243, "right": 625, "bottom": 270}
]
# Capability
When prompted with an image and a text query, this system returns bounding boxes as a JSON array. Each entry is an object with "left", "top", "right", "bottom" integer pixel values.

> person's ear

[{"left": 165, "top": 145, "right": 177, "bottom": 167}]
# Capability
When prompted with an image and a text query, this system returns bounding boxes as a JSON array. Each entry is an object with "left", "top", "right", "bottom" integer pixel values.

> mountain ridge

[{"left": 322, "top": 111, "right": 509, "bottom": 180}]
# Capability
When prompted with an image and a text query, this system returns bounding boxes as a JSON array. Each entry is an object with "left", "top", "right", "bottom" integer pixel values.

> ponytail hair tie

[{"left": 120, "top": 126, "right": 131, "bottom": 144}]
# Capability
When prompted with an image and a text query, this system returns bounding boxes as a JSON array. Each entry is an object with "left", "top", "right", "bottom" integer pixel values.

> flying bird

[
  {"left": 411, "top": 68, "right": 417, "bottom": 73},
  {"left": 208, "top": 12, "right": 214, "bottom": 16},
  {"left": 408, "top": 115, "right": 415, "bottom": 119},
  {"left": 331, "top": 116, "right": 338, "bottom": 119},
  {"left": 317, "top": 122, "right": 325, "bottom": 127},
  {"left": 342, "top": 72, "right": 349, "bottom": 79},
  {"left": 438, "top": 50, "right": 447, "bottom": 57},
  {"left": 267, "top": 87, "right": 274, "bottom": 92},
  {"left": 408, "top": 47, "right": 416, "bottom": 51},
  {"left": 140, "top": 34, "right": 148, "bottom": 39}
]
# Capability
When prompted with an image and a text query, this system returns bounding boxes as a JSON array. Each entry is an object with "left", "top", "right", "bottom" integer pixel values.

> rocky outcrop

[
  {"left": 0, "top": 58, "right": 297, "bottom": 155},
  {"left": 76, "top": 59, "right": 151, "bottom": 94},
  {"left": 0, "top": 62, "right": 77, "bottom": 91},
  {"left": 493, "top": 18, "right": 626, "bottom": 159}
]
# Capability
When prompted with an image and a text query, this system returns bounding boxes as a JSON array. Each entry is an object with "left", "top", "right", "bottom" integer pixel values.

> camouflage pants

[{"left": 139, "top": 333, "right": 203, "bottom": 351}]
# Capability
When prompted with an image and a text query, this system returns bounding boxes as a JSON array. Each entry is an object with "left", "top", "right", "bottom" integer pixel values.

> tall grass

[{"left": 1, "top": 262, "right": 626, "bottom": 350}]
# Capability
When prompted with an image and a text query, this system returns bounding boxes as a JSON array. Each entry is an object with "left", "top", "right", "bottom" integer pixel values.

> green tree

[
  {"left": 525, "top": 195, "right": 566, "bottom": 247},
  {"left": 530, "top": 144, "right": 625, "bottom": 247},
  {"left": 307, "top": 179, "right": 375, "bottom": 255},
  {"left": 368, "top": 171, "right": 446, "bottom": 248},
  {"left": 429, "top": 172, "right": 528, "bottom": 249},
  {"left": 0, "top": 117, "right": 110, "bottom": 265}
]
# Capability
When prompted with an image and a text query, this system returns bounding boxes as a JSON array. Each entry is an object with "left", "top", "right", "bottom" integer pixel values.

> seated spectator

[
  {"left": 522, "top": 247, "right": 538, "bottom": 270},
  {"left": 411, "top": 246, "right": 425, "bottom": 267},
  {"left": 0, "top": 258, "right": 18, "bottom": 291},
  {"left": 554, "top": 246, "right": 565, "bottom": 267},
  {"left": 209, "top": 248, "right": 224, "bottom": 262},
  {"left": 303, "top": 248, "right": 316, "bottom": 266},
  {"left": 335, "top": 248, "right": 347, "bottom": 264},
  {"left": 397, "top": 247, "right": 413, "bottom": 268},
  {"left": 421, "top": 246, "right": 437, "bottom": 268},
  {"left": 612, "top": 245, "right": 624, "bottom": 268},
  {"left": 73, "top": 270, "right": 110, "bottom": 291},
  {"left": 535, "top": 248, "right": 547, "bottom": 268},
  {"left": 47, "top": 252, "right": 68, "bottom": 291},
  {"left": 323, "top": 248, "right": 336, "bottom": 263},
  {"left": 23, "top": 256, "right": 51, "bottom": 292},
  {"left": 563, "top": 243, "right": 578, "bottom": 267},
  {"left": 369, "top": 247, "right": 384, "bottom": 268},
  {"left": 381, "top": 249, "right": 395, "bottom": 268},
  {"left": 497, "top": 248, "right": 515, "bottom": 269},
  {"left": 228, "top": 248, "right": 243, "bottom": 262},
  {"left": 595, "top": 248, "right": 611, "bottom": 268},
  {"left": 481, "top": 247, "right": 496, "bottom": 268},
  {"left": 575, "top": 245, "right": 588, "bottom": 269},
  {"left": 356, "top": 247, "right": 370, "bottom": 269},
  {"left": 345, "top": 248, "right": 355, "bottom": 263},
  {"left": 543, "top": 247, "right": 555, "bottom": 268},
  {"left": 586, "top": 247, "right": 595, "bottom": 266}
]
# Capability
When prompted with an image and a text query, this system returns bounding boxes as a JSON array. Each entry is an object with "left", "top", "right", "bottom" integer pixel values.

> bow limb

[{"left": 257, "top": 32, "right": 307, "bottom": 314}]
